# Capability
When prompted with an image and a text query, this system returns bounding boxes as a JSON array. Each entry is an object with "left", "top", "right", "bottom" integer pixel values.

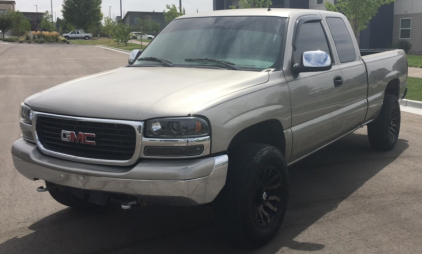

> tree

[
  {"left": 113, "top": 22, "right": 131, "bottom": 46},
  {"left": 40, "top": 11, "right": 54, "bottom": 32},
  {"left": 11, "top": 11, "right": 31, "bottom": 37},
  {"left": 62, "top": 0, "right": 103, "bottom": 32},
  {"left": 58, "top": 18, "right": 75, "bottom": 34},
  {"left": 135, "top": 18, "right": 161, "bottom": 35},
  {"left": 232, "top": 0, "right": 272, "bottom": 8},
  {"left": 164, "top": 4, "right": 181, "bottom": 24},
  {"left": 325, "top": 0, "right": 395, "bottom": 43},
  {"left": 0, "top": 11, "right": 13, "bottom": 38},
  {"left": 102, "top": 17, "right": 115, "bottom": 42}
]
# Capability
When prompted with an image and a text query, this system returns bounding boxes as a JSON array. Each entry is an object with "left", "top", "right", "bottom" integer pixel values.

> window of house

[
  {"left": 326, "top": 17, "right": 356, "bottom": 63},
  {"left": 400, "top": 19, "right": 411, "bottom": 39},
  {"left": 317, "top": 0, "right": 324, "bottom": 4},
  {"left": 293, "top": 21, "right": 331, "bottom": 65}
]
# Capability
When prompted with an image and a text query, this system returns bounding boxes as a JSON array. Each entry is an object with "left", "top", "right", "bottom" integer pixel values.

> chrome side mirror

[
  {"left": 128, "top": 49, "right": 143, "bottom": 65},
  {"left": 293, "top": 50, "right": 332, "bottom": 73}
]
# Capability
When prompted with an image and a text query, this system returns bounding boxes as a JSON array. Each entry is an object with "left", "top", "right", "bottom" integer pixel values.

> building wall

[
  {"left": 22, "top": 12, "right": 43, "bottom": 31},
  {"left": 394, "top": 0, "right": 422, "bottom": 15},
  {"left": 0, "top": 1, "right": 15, "bottom": 14},
  {"left": 213, "top": 0, "right": 308, "bottom": 10},
  {"left": 122, "top": 12, "right": 166, "bottom": 34},
  {"left": 393, "top": 13, "right": 422, "bottom": 54},
  {"left": 309, "top": 0, "right": 333, "bottom": 10}
]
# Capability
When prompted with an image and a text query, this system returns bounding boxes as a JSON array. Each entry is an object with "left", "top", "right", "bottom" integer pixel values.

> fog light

[{"left": 144, "top": 145, "right": 204, "bottom": 157}]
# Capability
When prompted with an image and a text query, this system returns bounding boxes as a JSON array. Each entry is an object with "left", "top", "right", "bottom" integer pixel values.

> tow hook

[
  {"left": 121, "top": 201, "right": 139, "bottom": 210},
  {"left": 37, "top": 186, "right": 50, "bottom": 192}
]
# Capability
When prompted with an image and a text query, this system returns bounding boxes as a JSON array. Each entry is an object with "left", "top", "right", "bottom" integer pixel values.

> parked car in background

[
  {"left": 62, "top": 30, "right": 93, "bottom": 40},
  {"left": 130, "top": 32, "right": 154, "bottom": 40}
]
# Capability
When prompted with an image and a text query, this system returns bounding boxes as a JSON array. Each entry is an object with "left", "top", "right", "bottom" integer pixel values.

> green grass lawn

[
  {"left": 70, "top": 38, "right": 145, "bottom": 51},
  {"left": 406, "top": 77, "right": 422, "bottom": 101},
  {"left": 407, "top": 55, "right": 422, "bottom": 68},
  {"left": 134, "top": 39, "right": 152, "bottom": 43}
]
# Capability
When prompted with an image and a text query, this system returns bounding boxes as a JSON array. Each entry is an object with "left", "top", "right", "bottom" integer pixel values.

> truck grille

[{"left": 36, "top": 116, "right": 137, "bottom": 160}]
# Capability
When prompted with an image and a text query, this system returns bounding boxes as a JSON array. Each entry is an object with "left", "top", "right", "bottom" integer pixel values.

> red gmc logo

[{"left": 61, "top": 130, "right": 96, "bottom": 145}]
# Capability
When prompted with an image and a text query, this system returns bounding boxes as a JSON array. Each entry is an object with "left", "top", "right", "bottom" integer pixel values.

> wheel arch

[
  {"left": 385, "top": 78, "right": 400, "bottom": 99},
  {"left": 227, "top": 119, "right": 286, "bottom": 156}
]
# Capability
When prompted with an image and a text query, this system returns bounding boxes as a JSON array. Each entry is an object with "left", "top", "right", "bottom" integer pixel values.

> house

[
  {"left": 213, "top": 0, "right": 422, "bottom": 54},
  {"left": 393, "top": 0, "right": 422, "bottom": 54},
  {"left": 122, "top": 11, "right": 165, "bottom": 35},
  {"left": 0, "top": 0, "right": 15, "bottom": 15},
  {"left": 22, "top": 12, "right": 43, "bottom": 31}
]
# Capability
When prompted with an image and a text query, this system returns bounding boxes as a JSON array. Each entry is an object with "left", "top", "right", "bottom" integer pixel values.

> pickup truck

[
  {"left": 12, "top": 9, "right": 407, "bottom": 247},
  {"left": 62, "top": 30, "right": 93, "bottom": 40}
]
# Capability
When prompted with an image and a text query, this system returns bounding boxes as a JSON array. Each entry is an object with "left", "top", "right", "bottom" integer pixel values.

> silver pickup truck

[
  {"left": 12, "top": 9, "right": 407, "bottom": 247},
  {"left": 62, "top": 30, "right": 93, "bottom": 40}
]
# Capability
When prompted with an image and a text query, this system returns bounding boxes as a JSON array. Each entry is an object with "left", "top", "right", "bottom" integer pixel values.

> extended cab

[
  {"left": 12, "top": 9, "right": 407, "bottom": 247},
  {"left": 62, "top": 30, "right": 93, "bottom": 40}
]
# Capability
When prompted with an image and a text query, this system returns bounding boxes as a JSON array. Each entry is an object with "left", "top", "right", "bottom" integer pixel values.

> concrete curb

[
  {"left": 400, "top": 99, "right": 422, "bottom": 109},
  {"left": 95, "top": 45, "right": 130, "bottom": 55}
]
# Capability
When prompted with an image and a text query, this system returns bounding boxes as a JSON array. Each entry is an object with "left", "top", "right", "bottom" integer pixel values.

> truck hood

[{"left": 25, "top": 67, "right": 269, "bottom": 120}]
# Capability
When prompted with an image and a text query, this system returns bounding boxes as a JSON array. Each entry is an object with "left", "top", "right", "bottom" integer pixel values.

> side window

[
  {"left": 293, "top": 22, "right": 331, "bottom": 65},
  {"left": 400, "top": 19, "right": 411, "bottom": 39},
  {"left": 326, "top": 17, "right": 357, "bottom": 63}
]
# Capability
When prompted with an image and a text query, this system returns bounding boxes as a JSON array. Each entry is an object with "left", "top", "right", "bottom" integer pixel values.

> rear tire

[
  {"left": 84, "top": 36, "right": 89, "bottom": 40},
  {"left": 46, "top": 182, "right": 101, "bottom": 210},
  {"left": 214, "top": 144, "right": 289, "bottom": 247},
  {"left": 367, "top": 94, "right": 401, "bottom": 151}
]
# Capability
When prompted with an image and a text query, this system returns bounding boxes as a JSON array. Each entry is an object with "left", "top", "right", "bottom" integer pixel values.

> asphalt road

[{"left": 1, "top": 43, "right": 422, "bottom": 254}]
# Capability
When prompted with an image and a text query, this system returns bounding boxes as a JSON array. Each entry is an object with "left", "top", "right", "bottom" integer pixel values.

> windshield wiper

[
  {"left": 185, "top": 58, "right": 242, "bottom": 70},
  {"left": 137, "top": 57, "right": 173, "bottom": 67}
]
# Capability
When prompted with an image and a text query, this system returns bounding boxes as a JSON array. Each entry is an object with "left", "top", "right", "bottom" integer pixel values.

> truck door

[
  {"left": 325, "top": 16, "right": 367, "bottom": 130},
  {"left": 287, "top": 16, "right": 345, "bottom": 162}
]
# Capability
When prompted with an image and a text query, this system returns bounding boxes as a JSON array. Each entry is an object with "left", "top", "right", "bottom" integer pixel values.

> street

[{"left": 1, "top": 43, "right": 422, "bottom": 254}]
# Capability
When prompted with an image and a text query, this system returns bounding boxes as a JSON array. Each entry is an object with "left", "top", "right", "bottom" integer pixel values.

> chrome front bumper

[{"left": 12, "top": 139, "right": 228, "bottom": 206}]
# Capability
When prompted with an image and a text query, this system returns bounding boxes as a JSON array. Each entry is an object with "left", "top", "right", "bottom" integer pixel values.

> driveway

[{"left": 1, "top": 43, "right": 422, "bottom": 254}]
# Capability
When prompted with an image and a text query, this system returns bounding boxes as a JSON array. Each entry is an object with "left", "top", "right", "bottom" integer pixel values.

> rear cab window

[{"left": 325, "top": 17, "right": 357, "bottom": 63}]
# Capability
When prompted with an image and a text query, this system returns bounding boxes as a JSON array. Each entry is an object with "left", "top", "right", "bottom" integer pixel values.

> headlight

[
  {"left": 20, "top": 103, "right": 33, "bottom": 125},
  {"left": 145, "top": 117, "right": 210, "bottom": 138}
]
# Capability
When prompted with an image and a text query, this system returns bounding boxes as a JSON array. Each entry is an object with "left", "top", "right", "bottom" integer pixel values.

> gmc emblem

[{"left": 61, "top": 130, "right": 96, "bottom": 145}]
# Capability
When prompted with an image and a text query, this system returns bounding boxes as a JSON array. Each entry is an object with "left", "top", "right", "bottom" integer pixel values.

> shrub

[
  {"left": 58, "top": 36, "right": 68, "bottom": 44},
  {"left": 37, "top": 31, "right": 42, "bottom": 39},
  {"left": 51, "top": 31, "right": 59, "bottom": 42},
  {"left": 35, "top": 38, "right": 46, "bottom": 44},
  {"left": 32, "top": 31, "right": 37, "bottom": 39},
  {"left": 394, "top": 40, "right": 412, "bottom": 54}
]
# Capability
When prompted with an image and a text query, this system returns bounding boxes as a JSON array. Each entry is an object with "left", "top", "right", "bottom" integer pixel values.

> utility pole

[
  {"left": 120, "top": 0, "right": 122, "bottom": 19},
  {"left": 109, "top": 6, "right": 112, "bottom": 18},
  {"left": 51, "top": 0, "right": 54, "bottom": 28},
  {"left": 34, "top": 5, "right": 37, "bottom": 13},
  {"left": 179, "top": 0, "right": 182, "bottom": 14}
]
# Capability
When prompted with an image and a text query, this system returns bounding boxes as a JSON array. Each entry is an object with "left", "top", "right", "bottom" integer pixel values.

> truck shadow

[{"left": 0, "top": 132, "right": 409, "bottom": 254}]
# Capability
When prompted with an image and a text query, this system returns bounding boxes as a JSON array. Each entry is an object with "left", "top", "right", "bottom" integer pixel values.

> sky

[{"left": 15, "top": 0, "right": 213, "bottom": 20}]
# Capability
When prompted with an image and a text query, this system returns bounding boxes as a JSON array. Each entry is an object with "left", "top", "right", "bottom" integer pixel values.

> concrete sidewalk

[{"left": 409, "top": 67, "right": 422, "bottom": 78}]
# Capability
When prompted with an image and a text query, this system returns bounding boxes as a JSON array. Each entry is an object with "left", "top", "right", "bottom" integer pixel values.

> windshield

[{"left": 134, "top": 16, "right": 287, "bottom": 70}]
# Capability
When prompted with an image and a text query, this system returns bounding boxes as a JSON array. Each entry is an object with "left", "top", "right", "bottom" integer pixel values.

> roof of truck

[{"left": 179, "top": 8, "right": 337, "bottom": 19}]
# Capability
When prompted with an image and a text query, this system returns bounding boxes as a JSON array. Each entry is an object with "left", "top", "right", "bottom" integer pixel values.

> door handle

[{"left": 333, "top": 76, "right": 343, "bottom": 87}]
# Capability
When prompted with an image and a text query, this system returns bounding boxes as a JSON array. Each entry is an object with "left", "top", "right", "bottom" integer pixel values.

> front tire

[
  {"left": 214, "top": 144, "right": 289, "bottom": 247},
  {"left": 46, "top": 182, "right": 101, "bottom": 210},
  {"left": 367, "top": 94, "right": 401, "bottom": 151},
  {"left": 64, "top": 36, "right": 69, "bottom": 40}
]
